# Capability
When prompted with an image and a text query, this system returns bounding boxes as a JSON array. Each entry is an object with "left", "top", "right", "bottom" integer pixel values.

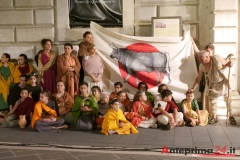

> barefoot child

[
  {"left": 31, "top": 91, "right": 67, "bottom": 132},
  {"left": 0, "top": 88, "right": 35, "bottom": 128},
  {"left": 181, "top": 91, "right": 209, "bottom": 126},
  {"left": 155, "top": 89, "right": 185, "bottom": 130},
  {"left": 101, "top": 99, "right": 138, "bottom": 135}
]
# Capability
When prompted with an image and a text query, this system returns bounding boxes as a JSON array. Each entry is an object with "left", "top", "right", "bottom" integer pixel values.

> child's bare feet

[
  {"left": 108, "top": 130, "right": 116, "bottom": 135},
  {"left": 150, "top": 124, "right": 158, "bottom": 129}
]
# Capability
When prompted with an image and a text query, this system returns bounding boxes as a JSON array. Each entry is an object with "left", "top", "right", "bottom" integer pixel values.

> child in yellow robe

[{"left": 101, "top": 99, "right": 138, "bottom": 135}]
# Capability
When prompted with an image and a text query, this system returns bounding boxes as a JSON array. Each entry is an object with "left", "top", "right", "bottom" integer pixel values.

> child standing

[
  {"left": 101, "top": 99, "right": 138, "bottom": 135},
  {"left": 28, "top": 73, "right": 42, "bottom": 102},
  {"left": 181, "top": 91, "right": 209, "bottom": 126},
  {"left": 155, "top": 89, "right": 185, "bottom": 130}
]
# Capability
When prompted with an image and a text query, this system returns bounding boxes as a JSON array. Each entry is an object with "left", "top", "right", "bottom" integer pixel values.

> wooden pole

[{"left": 226, "top": 54, "right": 233, "bottom": 127}]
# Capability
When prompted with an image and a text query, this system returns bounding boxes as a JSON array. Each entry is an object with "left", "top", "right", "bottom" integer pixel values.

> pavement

[{"left": 0, "top": 117, "right": 240, "bottom": 159}]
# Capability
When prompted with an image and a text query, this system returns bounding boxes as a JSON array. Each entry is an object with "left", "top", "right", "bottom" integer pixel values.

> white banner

[{"left": 90, "top": 22, "right": 200, "bottom": 102}]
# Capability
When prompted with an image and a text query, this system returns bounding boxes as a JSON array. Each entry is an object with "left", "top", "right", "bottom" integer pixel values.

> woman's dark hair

[
  {"left": 205, "top": 43, "right": 214, "bottom": 51},
  {"left": 109, "top": 98, "right": 119, "bottom": 106},
  {"left": 28, "top": 72, "right": 38, "bottom": 79},
  {"left": 161, "top": 89, "right": 172, "bottom": 99},
  {"left": 64, "top": 43, "right": 73, "bottom": 49},
  {"left": 56, "top": 80, "right": 66, "bottom": 87},
  {"left": 117, "top": 90, "right": 126, "bottom": 96},
  {"left": 2, "top": 53, "right": 11, "bottom": 62},
  {"left": 41, "top": 39, "right": 53, "bottom": 48},
  {"left": 19, "top": 54, "right": 28, "bottom": 64},
  {"left": 114, "top": 82, "right": 123, "bottom": 88},
  {"left": 20, "top": 74, "right": 29, "bottom": 81},
  {"left": 158, "top": 84, "right": 168, "bottom": 93},
  {"left": 91, "top": 86, "right": 101, "bottom": 93},
  {"left": 137, "top": 82, "right": 148, "bottom": 91},
  {"left": 83, "top": 31, "right": 92, "bottom": 38},
  {"left": 40, "top": 90, "right": 50, "bottom": 98},
  {"left": 79, "top": 81, "right": 88, "bottom": 88}
]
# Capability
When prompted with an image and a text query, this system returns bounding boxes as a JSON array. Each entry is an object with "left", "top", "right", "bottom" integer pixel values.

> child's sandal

[
  {"left": 229, "top": 116, "right": 237, "bottom": 125},
  {"left": 209, "top": 117, "right": 218, "bottom": 124}
]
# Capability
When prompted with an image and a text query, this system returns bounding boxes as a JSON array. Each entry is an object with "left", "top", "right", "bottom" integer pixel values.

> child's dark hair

[
  {"left": 20, "top": 74, "right": 29, "bottom": 81},
  {"left": 56, "top": 80, "right": 66, "bottom": 87},
  {"left": 20, "top": 88, "right": 29, "bottom": 94},
  {"left": 64, "top": 43, "right": 73, "bottom": 49},
  {"left": 40, "top": 90, "right": 50, "bottom": 98},
  {"left": 138, "top": 82, "right": 148, "bottom": 91},
  {"left": 79, "top": 81, "right": 88, "bottom": 88},
  {"left": 186, "top": 90, "right": 194, "bottom": 95},
  {"left": 3, "top": 53, "right": 11, "bottom": 62},
  {"left": 161, "top": 89, "right": 172, "bottom": 99},
  {"left": 29, "top": 72, "right": 38, "bottom": 79},
  {"left": 158, "top": 84, "right": 168, "bottom": 93},
  {"left": 117, "top": 90, "right": 126, "bottom": 96},
  {"left": 109, "top": 98, "right": 119, "bottom": 106},
  {"left": 91, "top": 86, "right": 101, "bottom": 93},
  {"left": 114, "top": 82, "right": 123, "bottom": 88}
]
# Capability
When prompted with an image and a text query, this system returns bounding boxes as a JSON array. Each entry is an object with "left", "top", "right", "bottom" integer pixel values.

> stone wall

[{"left": 0, "top": 0, "right": 239, "bottom": 91}]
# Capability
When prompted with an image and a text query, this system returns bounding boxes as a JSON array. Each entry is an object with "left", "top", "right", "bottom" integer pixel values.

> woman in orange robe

[{"left": 57, "top": 43, "right": 81, "bottom": 98}]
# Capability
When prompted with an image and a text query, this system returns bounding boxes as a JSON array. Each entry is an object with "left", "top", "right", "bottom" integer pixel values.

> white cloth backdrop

[{"left": 90, "top": 22, "right": 200, "bottom": 102}]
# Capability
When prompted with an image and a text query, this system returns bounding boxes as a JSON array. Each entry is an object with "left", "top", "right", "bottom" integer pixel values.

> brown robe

[
  {"left": 78, "top": 42, "right": 90, "bottom": 57},
  {"left": 57, "top": 54, "right": 81, "bottom": 94},
  {"left": 51, "top": 91, "right": 74, "bottom": 116}
]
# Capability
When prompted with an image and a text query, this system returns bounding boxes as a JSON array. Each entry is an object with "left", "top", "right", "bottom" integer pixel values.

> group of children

[{"left": 0, "top": 73, "right": 209, "bottom": 135}]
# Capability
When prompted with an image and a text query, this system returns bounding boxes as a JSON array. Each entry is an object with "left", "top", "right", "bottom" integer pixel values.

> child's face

[
  {"left": 139, "top": 93, "right": 147, "bottom": 102},
  {"left": 111, "top": 102, "right": 120, "bottom": 111},
  {"left": 102, "top": 95, "right": 109, "bottom": 103},
  {"left": 186, "top": 93, "right": 194, "bottom": 102},
  {"left": 118, "top": 93, "right": 126, "bottom": 102},
  {"left": 114, "top": 85, "right": 122, "bottom": 93},
  {"left": 166, "top": 95, "right": 172, "bottom": 102},
  {"left": 91, "top": 88, "right": 100, "bottom": 98},
  {"left": 29, "top": 76, "right": 37, "bottom": 84},
  {"left": 57, "top": 82, "right": 65, "bottom": 92},
  {"left": 39, "top": 94, "right": 49, "bottom": 103},
  {"left": 139, "top": 84, "right": 147, "bottom": 92},
  {"left": 80, "top": 85, "right": 88, "bottom": 94},
  {"left": 20, "top": 90, "right": 29, "bottom": 99}
]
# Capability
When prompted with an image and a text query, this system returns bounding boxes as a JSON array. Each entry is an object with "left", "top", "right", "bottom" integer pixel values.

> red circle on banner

[{"left": 118, "top": 43, "right": 165, "bottom": 89}]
